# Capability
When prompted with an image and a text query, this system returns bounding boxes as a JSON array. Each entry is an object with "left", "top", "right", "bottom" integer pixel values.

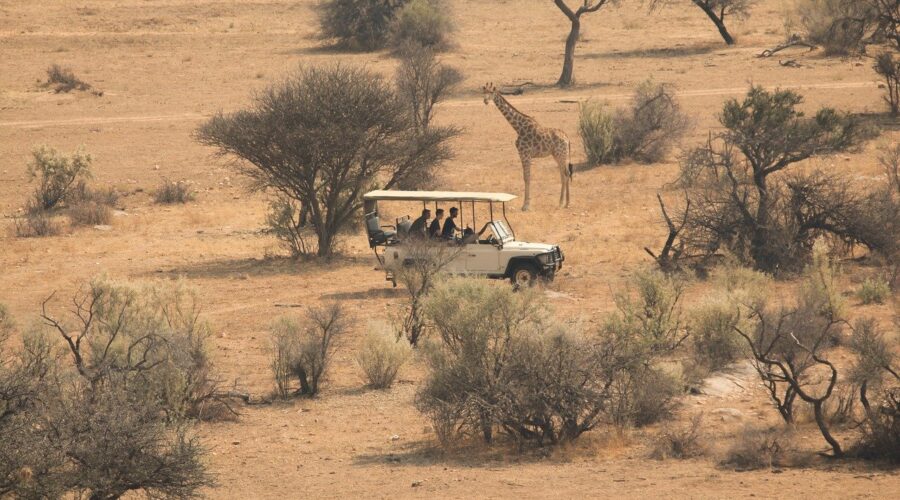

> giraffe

[{"left": 482, "top": 82, "right": 572, "bottom": 211}]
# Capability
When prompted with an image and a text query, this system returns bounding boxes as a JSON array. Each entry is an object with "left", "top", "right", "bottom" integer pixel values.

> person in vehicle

[
  {"left": 441, "top": 207, "right": 460, "bottom": 240},
  {"left": 409, "top": 208, "right": 430, "bottom": 239},
  {"left": 429, "top": 208, "right": 444, "bottom": 239}
]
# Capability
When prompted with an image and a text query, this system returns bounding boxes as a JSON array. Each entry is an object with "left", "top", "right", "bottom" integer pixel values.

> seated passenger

[
  {"left": 461, "top": 226, "right": 476, "bottom": 244},
  {"left": 429, "top": 208, "right": 444, "bottom": 239},
  {"left": 409, "top": 208, "right": 430, "bottom": 239},
  {"left": 441, "top": 207, "right": 460, "bottom": 240}
]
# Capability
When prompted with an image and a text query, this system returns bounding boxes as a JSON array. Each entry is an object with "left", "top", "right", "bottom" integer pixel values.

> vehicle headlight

[{"left": 537, "top": 253, "right": 552, "bottom": 265}]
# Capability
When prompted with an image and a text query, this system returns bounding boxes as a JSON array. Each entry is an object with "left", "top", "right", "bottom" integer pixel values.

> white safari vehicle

[{"left": 363, "top": 190, "right": 564, "bottom": 287}]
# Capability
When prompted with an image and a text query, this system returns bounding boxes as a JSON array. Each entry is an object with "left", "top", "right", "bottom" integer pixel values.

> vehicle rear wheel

[{"left": 509, "top": 263, "right": 539, "bottom": 289}]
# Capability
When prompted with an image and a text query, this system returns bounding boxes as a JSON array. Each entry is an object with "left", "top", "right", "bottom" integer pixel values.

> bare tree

[
  {"left": 388, "top": 238, "right": 462, "bottom": 345},
  {"left": 734, "top": 303, "right": 844, "bottom": 456},
  {"left": 196, "top": 65, "right": 454, "bottom": 257},
  {"left": 651, "top": 1, "right": 756, "bottom": 45},
  {"left": 270, "top": 304, "right": 347, "bottom": 397},
  {"left": 553, "top": 1, "right": 616, "bottom": 87}
]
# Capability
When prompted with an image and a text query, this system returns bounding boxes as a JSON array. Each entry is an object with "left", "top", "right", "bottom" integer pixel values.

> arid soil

[{"left": 1, "top": 0, "right": 898, "bottom": 498}]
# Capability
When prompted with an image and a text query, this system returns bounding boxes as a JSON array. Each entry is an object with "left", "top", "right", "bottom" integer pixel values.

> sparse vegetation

[
  {"left": 196, "top": 65, "right": 454, "bottom": 257},
  {"left": 795, "top": 0, "right": 875, "bottom": 55},
  {"left": 154, "top": 178, "right": 195, "bottom": 204},
  {"left": 579, "top": 81, "right": 688, "bottom": 166},
  {"left": 875, "top": 53, "right": 900, "bottom": 115},
  {"left": 356, "top": 323, "right": 412, "bottom": 389},
  {"left": 318, "top": 0, "right": 408, "bottom": 51},
  {"left": 721, "top": 425, "right": 792, "bottom": 470},
  {"left": 650, "top": 414, "right": 707, "bottom": 460},
  {"left": 390, "top": 0, "right": 454, "bottom": 50},
  {"left": 68, "top": 200, "right": 112, "bottom": 226},
  {"left": 265, "top": 195, "right": 312, "bottom": 257},
  {"left": 689, "top": 299, "right": 743, "bottom": 373},
  {"left": 0, "top": 279, "right": 219, "bottom": 498},
  {"left": 269, "top": 304, "right": 346, "bottom": 398},
  {"left": 27, "top": 145, "right": 92, "bottom": 211},
  {"left": 44, "top": 64, "right": 93, "bottom": 93},
  {"left": 856, "top": 276, "right": 891, "bottom": 304},
  {"left": 393, "top": 43, "right": 462, "bottom": 188},
  {"left": 14, "top": 210, "right": 60, "bottom": 238}
]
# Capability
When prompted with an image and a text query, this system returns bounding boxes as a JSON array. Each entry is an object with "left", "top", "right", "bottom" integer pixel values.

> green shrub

[
  {"left": 390, "top": 0, "right": 454, "bottom": 51},
  {"left": 856, "top": 276, "right": 891, "bottom": 305},
  {"left": 579, "top": 101, "right": 617, "bottom": 166},
  {"left": 579, "top": 81, "right": 688, "bottom": 166},
  {"left": 319, "top": 0, "right": 408, "bottom": 51},
  {"left": 26, "top": 145, "right": 92, "bottom": 211},
  {"left": 356, "top": 322, "right": 411, "bottom": 389},
  {"left": 154, "top": 178, "right": 195, "bottom": 204},
  {"left": 689, "top": 299, "right": 744, "bottom": 372}
]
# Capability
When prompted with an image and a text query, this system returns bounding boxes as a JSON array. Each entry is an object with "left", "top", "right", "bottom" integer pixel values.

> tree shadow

[
  {"left": 855, "top": 111, "right": 900, "bottom": 132},
  {"left": 584, "top": 42, "right": 721, "bottom": 60}
]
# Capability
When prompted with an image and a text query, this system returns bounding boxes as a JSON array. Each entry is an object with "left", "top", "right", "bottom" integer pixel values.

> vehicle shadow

[
  {"left": 352, "top": 440, "right": 550, "bottom": 469},
  {"left": 321, "top": 287, "right": 404, "bottom": 301},
  {"left": 142, "top": 255, "right": 368, "bottom": 280}
]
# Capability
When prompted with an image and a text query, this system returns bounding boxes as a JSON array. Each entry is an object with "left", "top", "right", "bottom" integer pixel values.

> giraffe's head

[{"left": 482, "top": 82, "right": 497, "bottom": 105}]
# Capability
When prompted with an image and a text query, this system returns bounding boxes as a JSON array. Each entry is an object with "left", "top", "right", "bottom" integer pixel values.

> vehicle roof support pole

[{"left": 503, "top": 203, "right": 515, "bottom": 240}]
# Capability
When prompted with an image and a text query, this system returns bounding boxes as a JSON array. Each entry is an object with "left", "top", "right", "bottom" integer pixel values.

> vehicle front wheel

[{"left": 509, "top": 263, "right": 539, "bottom": 289}]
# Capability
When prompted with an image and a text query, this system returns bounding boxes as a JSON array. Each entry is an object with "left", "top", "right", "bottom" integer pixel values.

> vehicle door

[{"left": 465, "top": 222, "right": 502, "bottom": 274}]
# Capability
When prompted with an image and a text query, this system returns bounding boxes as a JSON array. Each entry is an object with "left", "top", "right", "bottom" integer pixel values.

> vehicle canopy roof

[{"left": 363, "top": 190, "right": 517, "bottom": 203}]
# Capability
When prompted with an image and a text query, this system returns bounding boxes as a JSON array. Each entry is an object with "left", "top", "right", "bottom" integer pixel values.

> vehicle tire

[{"left": 509, "top": 262, "right": 539, "bottom": 289}]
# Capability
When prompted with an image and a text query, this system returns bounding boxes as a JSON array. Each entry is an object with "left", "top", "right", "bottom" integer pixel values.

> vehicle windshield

[{"left": 492, "top": 220, "right": 514, "bottom": 242}]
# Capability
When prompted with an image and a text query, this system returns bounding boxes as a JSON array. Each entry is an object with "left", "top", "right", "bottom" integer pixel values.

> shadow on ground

[
  {"left": 584, "top": 42, "right": 721, "bottom": 60},
  {"left": 143, "top": 255, "right": 369, "bottom": 280}
]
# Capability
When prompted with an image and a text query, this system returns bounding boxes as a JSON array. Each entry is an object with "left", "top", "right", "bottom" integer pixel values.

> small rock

[
  {"left": 92, "top": 225, "right": 112, "bottom": 231},
  {"left": 411, "top": 481, "right": 423, "bottom": 488},
  {"left": 390, "top": 434, "right": 400, "bottom": 441},
  {"left": 231, "top": 441, "right": 240, "bottom": 445}
]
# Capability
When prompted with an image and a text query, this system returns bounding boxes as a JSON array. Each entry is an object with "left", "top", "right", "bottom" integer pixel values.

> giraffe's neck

[{"left": 493, "top": 93, "right": 533, "bottom": 136}]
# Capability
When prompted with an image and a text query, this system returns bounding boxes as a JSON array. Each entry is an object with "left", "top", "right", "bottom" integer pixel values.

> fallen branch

[{"left": 759, "top": 35, "right": 817, "bottom": 58}]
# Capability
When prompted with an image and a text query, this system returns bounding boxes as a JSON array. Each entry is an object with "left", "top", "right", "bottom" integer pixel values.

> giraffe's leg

[
  {"left": 520, "top": 155, "right": 532, "bottom": 212},
  {"left": 555, "top": 153, "right": 569, "bottom": 208}
]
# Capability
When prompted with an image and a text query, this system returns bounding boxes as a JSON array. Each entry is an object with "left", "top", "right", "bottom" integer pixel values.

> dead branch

[{"left": 759, "top": 34, "right": 817, "bottom": 58}]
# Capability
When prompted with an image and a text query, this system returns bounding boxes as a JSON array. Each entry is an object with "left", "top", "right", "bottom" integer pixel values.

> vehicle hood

[{"left": 503, "top": 241, "right": 557, "bottom": 253}]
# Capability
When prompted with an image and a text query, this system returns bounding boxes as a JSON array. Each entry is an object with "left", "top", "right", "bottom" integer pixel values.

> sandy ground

[{"left": 1, "top": 0, "right": 898, "bottom": 498}]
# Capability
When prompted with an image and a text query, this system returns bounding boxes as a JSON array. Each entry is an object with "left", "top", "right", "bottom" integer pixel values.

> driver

[{"left": 440, "top": 207, "right": 460, "bottom": 241}]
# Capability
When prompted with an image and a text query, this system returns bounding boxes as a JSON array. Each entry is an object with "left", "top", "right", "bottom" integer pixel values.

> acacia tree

[
  {"left": 670, "top": 87, "right": 870, "bottom": 273},
  {"left": 651, "top": 1, "right": 756, "bottom": 45},
  {"left": 196, "top": 65, "right": 454, "bottom": 257},
  {"left": 553, "top": 0, "right": 616, "bottom": 87}
]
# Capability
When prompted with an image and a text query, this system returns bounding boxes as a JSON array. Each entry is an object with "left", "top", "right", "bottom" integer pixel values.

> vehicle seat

[
  {"left": 365, "top": 212, "right": 396, "bottom": 248},
  {"left": 396, "top": 217, "right": 412, "bottom": 239}
]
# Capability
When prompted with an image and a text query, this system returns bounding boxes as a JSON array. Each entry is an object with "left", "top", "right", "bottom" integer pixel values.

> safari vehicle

[{"left": 363, "top": 190, "right": 564, "bottom": 287}]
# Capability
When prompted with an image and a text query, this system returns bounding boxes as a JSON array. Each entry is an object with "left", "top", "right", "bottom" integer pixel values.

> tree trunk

[
  {"left": 558, "top": 18, "right": 580, "bottom": 87},
  {"left": 813, "top": 401, "right": 843, "bottom": 457},
  {"left": 317, "top": 227, "right": 335, "bottom": 257},
  {"left": 751, "top": 176, "right": 773, "bottom": 272},
  {"left": 694, "top": 1, "right": 735, "bottom": 45}
]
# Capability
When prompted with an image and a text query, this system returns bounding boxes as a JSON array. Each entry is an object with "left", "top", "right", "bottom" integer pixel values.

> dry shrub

[
  {"left": 0, "top": 303, "right": 13, "bottom": 337},
  {"left": 799, "top": 240, "right": 846, "bottom": 322},
  {"left": 154, "top": 178, "right": 195, "bottom": 204},
  {"left": 68, "top": 179, "right": 119, "bottom": 207},
  {"left": 14, "top": 210, "right": 60, "bottom": 238},
  {"left": 391, "top": 0, "right": 454, "bottom": 51},
  {"left": 68, "top": 200, "right": 112, "bottom": 226},
  {"left": 848, "top": 319, "right": 900, "bottom": 462},
  {"left": 721, "top": 425, "right": 792, "bottom": 470},
  {"left": 579, "top": 81, "right": 688, "bottom": 166},
  {"left": 269, "top": 304, "right": 346, "bottom": 398},
  {"left": 45, "top": 64, "right": 92, "bottom": 93},
  {"left": 356, "top": 322, "right": 411, "bottom": 389},
  {"left": 650, "top": 414, "right": 707, "bottom": 460},
  {"left": 875, "top": 53, "right": 900, "bottom": 116},
  {"left": 856, "top": 276, "right": 891, "bottom": 305},
  {"left": 795, "top": 0, "right": 874, "bottom": 55},
  {"left": 265, "top": 195, "right": 312, "bottom": 257}
]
